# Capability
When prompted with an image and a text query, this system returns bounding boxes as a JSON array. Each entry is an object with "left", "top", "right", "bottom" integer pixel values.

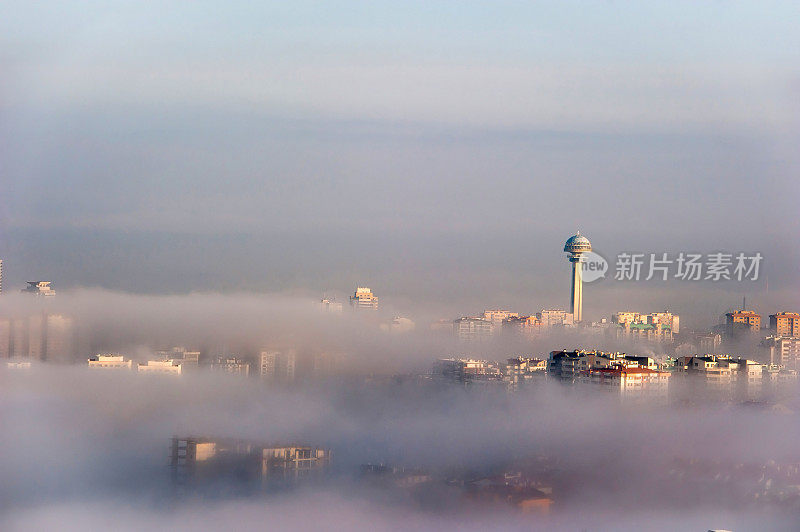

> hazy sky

[{"left": 1, "top": 1, "right": 798, "bottom": 322}]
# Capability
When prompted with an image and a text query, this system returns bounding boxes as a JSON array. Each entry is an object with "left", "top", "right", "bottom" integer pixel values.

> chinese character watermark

[{"left": 612, "top": 252, "right": 762, "bottom": 281}]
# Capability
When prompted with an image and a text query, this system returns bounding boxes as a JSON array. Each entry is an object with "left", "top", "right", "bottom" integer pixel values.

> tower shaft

[{"left": 570, "top": 257, "right": 583, "bottom": 322}]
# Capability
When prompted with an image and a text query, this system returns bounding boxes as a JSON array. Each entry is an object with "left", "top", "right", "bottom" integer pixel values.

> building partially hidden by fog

[
  {"left": 611, "top": 311, "right": 679, "bottom": 343},
  {"left": 564, "top": 232, "right": 591, "bottom": 323},
  {"left": 259, "top": 349, "right": 296, "bottom": 382},
  {"left": 88, "top": 354, "right": 133, "bottom": 370},
  {"left": 319, "top": 298, "right": 343, "bottom": 313},
  {"left": 138, "top": 359, "right": 182, "bottom": 375},
  {"left": 170, "top": 437, "right": 330, "bottom": 492},
  {"left": 21, "top": 281, "right": 56, "bottom": 297},
  {"left": 211, "top": 355, "right": 250, "bottom": 377},
  {"left": 156, "top": 347, "right": 200, "bottom": 370},
  {"left": 0, "top": 313, "right": 74, "bottom": 362},
  {"left": 350, "top": 286, "right": 378, "bottom": 310},
  {"left": 725, "top": 309, "right": 761, "bottom": 334}
]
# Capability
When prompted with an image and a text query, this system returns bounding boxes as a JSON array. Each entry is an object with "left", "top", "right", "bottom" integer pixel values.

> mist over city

[{"left": 2, "top": 2, "right": 800, "bottom": 531}]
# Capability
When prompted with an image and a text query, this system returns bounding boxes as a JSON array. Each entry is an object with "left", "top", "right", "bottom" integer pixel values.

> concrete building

[
  {"left": 583, "top": 366, "right": 671, "bottom": 399},
  {"left": 211, "top": 356, "right": 250, "bottom": 377},
  {"left": 259, "top": 349, "right": 297, "bottom": 382},
  {"left": 503, "top": 315, "right": 541, "bottom": 337},
  {"left": 0, "top": 259, "right": 3, "bottom": 294},
  {"left": 563, "top": 232, "right": 592, "bottom": 323},
  {"left": 614, "top": 321, "right": 674, "bottom": 343},
  {"left": 537, "top": 309, "right": 574, "bottom": 328},
  {"left": 675, "top": 355, "right": 768, "bottom": 399},
  {"left": 138, "top": 360, "right": 182, "bottom": 375},
  {"left": 21, "top": 281, "right": 56, "bottom": 296},
  {"left": 44, "top": 314, "right": 74, "bottom": 363},
  {"left": 319, "top": 298, "right": 343, "bottom": 313},
  {"left": 762, "top": 336, "right": 800, "bottom": 370},
  {"left": 433, "top": 358, "right": 503, "bottom": 385},
  {"left": 0, "top": 318, "right": 10, "bottom": 358},
  {"left": 454, "top": 317, "right": 495, "bottom": 341},
  {"left": 350, "top": 287, "right": 378, "bottom": 310},
  {"left": 548, "top": 350, "right": 659, "bottom": 382},
  {"left": 170, "top": 437, "right": 330, "bottom": 489},
  {"left": 504, "top": 357, "right": 547, "bottom": 389},
  {"left": 612, "top": 311, "right": 679, "bottom": 335},
  {"left": 156, "top": 347, "right": 200, "bottom": 370},
  {"left": 482, "top": 310, "right": 519, "bottom": 324},
  {"left": 3, "top": 313, "right": 74, "bottom": 362},
  {"left": 769, "top": 312, "right": 800, "bottom": 337},
  {"left": 698, "top": 333, "right": 722, "bottom": 355},
  {"left": 88, "top": 354, "right": 133, "bottom": 370},
  {"left": 726, "top": 310, "right": 761, "bottom": 334}
]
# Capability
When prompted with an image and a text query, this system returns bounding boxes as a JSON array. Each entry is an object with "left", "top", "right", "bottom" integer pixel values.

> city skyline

[{"left": 2, "top": 2, "right": 799, "bottom": 531}]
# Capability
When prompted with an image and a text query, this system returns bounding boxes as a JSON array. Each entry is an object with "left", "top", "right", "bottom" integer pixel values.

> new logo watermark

[{"left": 581, "top": 251, "right": 608, "bottom": 283}]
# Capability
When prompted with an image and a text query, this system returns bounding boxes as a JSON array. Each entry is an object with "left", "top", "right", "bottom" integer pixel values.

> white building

[
  {"left": 138, "top": 360, "right": 182, "bottom": 375},
  {"left": 583, "top": 367, "right": 671, "bottom": 399},
  {"left": 762, "top": 336, "right": 800, "bottom": 370},
  {"left": 88, "top": 354, "right": 133, "bottom": 370},
  {"left": 350, "top": 287, "right": 378, "bottom": 310},
  {"left": 538, "top": 309, "right": 574, "bottom": 328},
  {"left": 22, "top": 281, "right": 56, "bottom": 297}
]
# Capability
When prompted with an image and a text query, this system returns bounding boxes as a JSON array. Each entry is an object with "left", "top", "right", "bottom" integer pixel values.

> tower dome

[{"left": 564, "top": 231, "right": 592, "bottom": 254}]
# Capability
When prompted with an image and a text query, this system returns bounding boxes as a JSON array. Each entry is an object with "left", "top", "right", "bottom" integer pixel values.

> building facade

[
  {"left": 88, "top": 354, "right": 133, "bottom": 370},
  {"left": 726, "top": 310, "right": 761, "bottom": 333},
  {"left": 170, "top": 437, "right": 330, "bottom": 490},
  {"left": 769, "top": 312, "right": 800, "bottom": 337},
  {"left": 350, "top": 287, "right": 379, "bottom": 310}
]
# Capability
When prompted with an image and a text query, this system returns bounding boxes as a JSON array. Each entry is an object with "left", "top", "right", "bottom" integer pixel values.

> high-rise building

[
  {"left": 22, "top": 281, "right": 56, "bottom": 296},
  {"left": 698, "top": 333, "right": 722, "bottom": 355},
  {"left": 725, "top": 310, "right": 761, "bottom": 333},
  {"left": 259, "top": 349, "right": 297, "bottom": 382},
  {"left": 563, "top": 232, "right": 592, "bottom": 322},
  {"left": 4, "top": 313, "right": 74, "bottom": 362},
  {"left": 170, "top": 437, "right": 330, "bottom": 489},
  {"left": 156, "top": 347, "right": 200, "bottom": 370},
  {"left": 10, "top": 318, "right": 28, "bottom": 359},
  {"left": 0, "top": 318, "right": 10, "bottom": 358},
  {"left": 762, "top": 336, "right": 800, "bottom": 370},
  {"left": 211, "top": 356, "right": 250, "bottom": 377},
  {"left": 319, "top": 298, "right": 343, "bottom": 313},
  {"left": 0, "top": 259, "right": 3, "bottom": 294},
  {"left": 537, "top": 309, "right": 574, "bottom": 328},
  {"left": 44, "top": 314, "right": 74, "bottom": 363},
  {"left": 453, "top": 317, "right": 495, "bottom": 341},
  {"left": 503, "top": 315, "right": 541, "bottom": 337},
  {"left": 350, "top": 287, "right": 378, "bottom": 310},
  {"left": 769, "top": 312, "right": 800, "bottom": 337}
]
